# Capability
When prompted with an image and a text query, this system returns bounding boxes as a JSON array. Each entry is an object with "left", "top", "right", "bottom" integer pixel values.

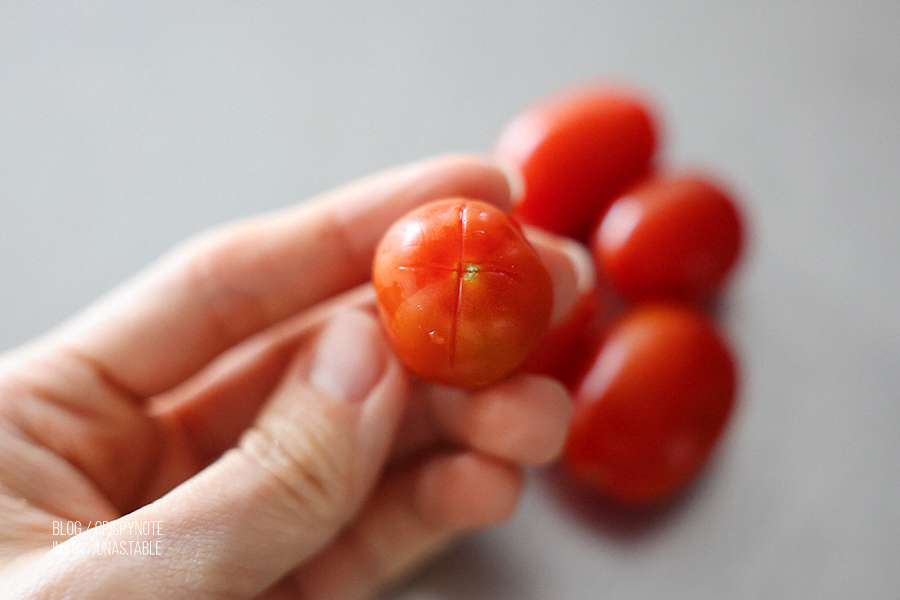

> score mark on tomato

[{"left": 373, "top": 198, "right": 553, "bottom": 388}]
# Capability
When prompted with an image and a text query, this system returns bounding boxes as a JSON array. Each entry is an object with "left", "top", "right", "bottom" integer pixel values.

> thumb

[{"left": 39, "top": 307, "right": 409, "bottom": 599}]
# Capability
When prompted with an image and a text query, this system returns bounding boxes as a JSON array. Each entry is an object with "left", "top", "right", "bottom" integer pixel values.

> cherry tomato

[
  {"left": 492, "top": 83, "right": 658, "bottom": 240},
  {"left": 372, "top": 198, "right": 553, "bottom": 388},
  {"left": 563, "top": 303, "right": 737, "bottom": 505},
  {"left": 593, "top": 172, "right": 745, "bottom": 302}
]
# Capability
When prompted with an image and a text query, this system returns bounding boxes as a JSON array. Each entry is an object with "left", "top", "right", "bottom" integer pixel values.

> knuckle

[
  {"left": 174, "top": 229, "right": 275, "bottom": 345},
  {"left": 237, "top": 415, "right": 355, "bottom": 524}
]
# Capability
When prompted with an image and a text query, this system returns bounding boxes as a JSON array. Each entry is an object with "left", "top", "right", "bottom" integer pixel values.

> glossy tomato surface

[
  {"left": 493, "top": 83, "right": 658, "bottom": 240},
  {"left": 593, "top": 172, "right": 745, "bottom": 302},
  {"left": 373, "top": 198, "right": 553, "bottom": 388},
  {"left": 563, "top": 303, "right": 737, "bottom": 505}
]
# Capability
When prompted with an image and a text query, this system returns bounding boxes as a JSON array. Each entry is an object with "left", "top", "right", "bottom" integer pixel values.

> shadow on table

[
  {"left": 380, "top": 532, "right": 538, "bottom": 600},
  {"left": 538, "top": 460, "right": 722, "bottom": 542}
]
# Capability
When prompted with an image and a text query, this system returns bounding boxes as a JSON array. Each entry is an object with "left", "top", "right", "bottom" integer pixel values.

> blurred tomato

[
  {"left": 563, "top": 303, "right": 737, "bottom": 505},
  {"left": 493, "top": 83, "right": 658, "bottom": 240},
  {"left": 373, "top": 198, "right": 553, "bottom": 388},
  {"left": 593, "top": 172, "right": 745, "bottom": 302}
]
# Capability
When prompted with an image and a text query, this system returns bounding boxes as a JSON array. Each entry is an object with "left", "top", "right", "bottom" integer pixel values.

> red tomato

[
  {"left": 593, "top": 172, "right": 745, "bottom": 302},
  {"left": 492, "top": 83, "right": 658, "bottom": 240},
  {"left": 563, "top": 303, "right": 737, "bottom": 506},
  {"left": 372, "top": 198, "right": 553, "bottom": 388}
]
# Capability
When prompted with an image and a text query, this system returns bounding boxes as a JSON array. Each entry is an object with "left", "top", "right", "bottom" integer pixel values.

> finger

[
  {"left": 22, "top": 307, "right": 410, "bottom": 598},
  {"left": 425, "top": 374, "right": 572, "bottom": 466},
  {"left": 281, "top": 451, "right": 524, "bottom": 600},
  {"left": 155, "top": 230, "right": 588, "bottom": 468},
  {"left": 524, "top": 226, "right": 597, "bottom": 328},
  {"left": 152, "top": 284, "right": 378, "bottom": 468},
  {"left": 521, "top": 227, "right": 599, "bottom": 381},
  {"left": 52, "top": 154, "right": 514, "bottom": 398}
]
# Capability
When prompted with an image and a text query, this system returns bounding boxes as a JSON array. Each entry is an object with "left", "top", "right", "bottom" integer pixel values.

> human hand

[{"left": 0, "top": 155, "right": 587, "bottom": 599}]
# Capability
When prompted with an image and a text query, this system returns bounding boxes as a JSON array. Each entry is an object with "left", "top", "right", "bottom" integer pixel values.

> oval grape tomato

[
  {"left": 563, "top": 302, "right": 738, "bottom": 505},
  {"left": 594, "top": 172, "right": 745, "bottom": 302},
  {"left": 493, "top": 83, "right": 658, "bottom": 240}
]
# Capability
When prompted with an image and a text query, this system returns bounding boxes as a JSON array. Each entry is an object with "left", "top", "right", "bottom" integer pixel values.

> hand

[{"left": 0, "top": 155, "right": 586, "bottom": 599}]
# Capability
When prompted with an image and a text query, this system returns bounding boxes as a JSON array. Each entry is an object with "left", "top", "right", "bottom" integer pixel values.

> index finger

[{"left": 50, "top": 155, "right": 514, "bottom": 398}]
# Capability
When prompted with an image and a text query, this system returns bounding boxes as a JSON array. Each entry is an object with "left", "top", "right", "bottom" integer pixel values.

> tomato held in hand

[
  {"left": 593, "top": 172, "right": 745, "bottom": 302},
  {"left": 563, "top": 303, "right": 737, "bottom": 506},
  {"left": 492, "top": 83, "right": 658, "bottom": 241},
  {"left": 373, "top": 198, "right": 553, "bottom": 388}
]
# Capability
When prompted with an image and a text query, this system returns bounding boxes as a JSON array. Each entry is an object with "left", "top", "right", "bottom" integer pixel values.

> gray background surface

[{"left": 2, "top": 1, "right": 898, "bottom": 598}]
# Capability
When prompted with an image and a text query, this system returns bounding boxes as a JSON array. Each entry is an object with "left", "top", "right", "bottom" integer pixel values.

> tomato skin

[
  {"left": 372, "top": 198, "right": 553, "bottom": 388},
  {"left": 492, "top": 84, "right": 658, "bottom": 241},
  {"left": 593, "top": 173, "right": 745, "bottom": 302},
  {"left": 563, "top": 303, "right": 737, "bottom": 506}
]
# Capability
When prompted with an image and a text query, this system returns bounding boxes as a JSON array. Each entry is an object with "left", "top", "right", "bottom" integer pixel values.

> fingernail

[
  {"left": 525, "top": 227, "right": 596, "bottom": 327},
  {"left": 310, "top": 307, "right": 387, "bottom": 403},
  {"left": 496, "top": 159, "right": 526, "bottom": 206}
]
